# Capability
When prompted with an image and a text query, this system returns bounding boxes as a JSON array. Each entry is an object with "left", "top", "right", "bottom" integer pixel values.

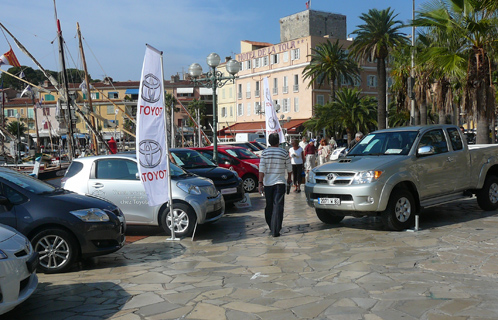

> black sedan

[
  {"left": 170, "top": 148, "right": 244, "bottom": 204},
  {"left": 0, "top": 167, "right": 125, "bottom": 273}
]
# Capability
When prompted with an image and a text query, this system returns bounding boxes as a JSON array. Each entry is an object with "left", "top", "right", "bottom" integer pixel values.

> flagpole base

[{"left": 166, "top": 236, "right": 180, "bottom": 241}]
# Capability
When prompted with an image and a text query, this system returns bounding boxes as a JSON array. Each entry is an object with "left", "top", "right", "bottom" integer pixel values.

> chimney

[{"left": 225, "top": 56, "right": 232, "bottom": 62}]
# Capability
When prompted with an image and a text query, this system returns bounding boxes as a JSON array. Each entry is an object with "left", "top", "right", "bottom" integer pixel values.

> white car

[{"left": 0, "top": 224, "right": 38, "bottom": 315}]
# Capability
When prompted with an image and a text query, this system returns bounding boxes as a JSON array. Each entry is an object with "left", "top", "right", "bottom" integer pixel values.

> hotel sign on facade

[{"left": 236, "top": 40, "right": 298, "bottom": 62}]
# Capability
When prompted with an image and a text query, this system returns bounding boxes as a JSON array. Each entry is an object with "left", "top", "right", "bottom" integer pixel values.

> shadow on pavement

[{"left": 3, "top": 281, "right": 130, "bottom": 320}]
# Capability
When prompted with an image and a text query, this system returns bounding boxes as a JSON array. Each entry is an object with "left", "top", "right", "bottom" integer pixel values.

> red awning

[{"left": 219, "top": 119, "right": 307, "bottom": 135}]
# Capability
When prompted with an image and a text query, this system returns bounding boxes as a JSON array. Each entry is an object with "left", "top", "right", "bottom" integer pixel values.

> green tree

[
  {"left": 349, "top": 7, "right": 408, "bottom": 130},
  {"left": 413, "top": 0, "right": 498, "bottom": 143},
  {"left": 6, "top": 120, "right": 27, "bottom": 138},
  {"left": 0, "top": 66, "right": 49, "bottom": 90},
  {"left": 186, "top": 99, "right": 206, "bottom": 128},
  {"left": 302, "top": 40, "right": 359, "bottom": 100}
]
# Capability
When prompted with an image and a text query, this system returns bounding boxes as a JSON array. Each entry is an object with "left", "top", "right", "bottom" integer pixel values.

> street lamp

[{"left": 189, "top": 53, "right": 240, "bottom": 162}]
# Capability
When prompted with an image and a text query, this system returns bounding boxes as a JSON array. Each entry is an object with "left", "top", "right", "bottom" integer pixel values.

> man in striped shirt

[{"left": 258, "top": 133, "right": 292, "bottom": 237}]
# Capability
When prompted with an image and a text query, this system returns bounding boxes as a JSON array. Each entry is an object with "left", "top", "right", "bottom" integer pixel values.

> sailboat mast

[
  {"left": 76, "top": 23, "right": 99, "bottom": 155},
  {"left": 56, "top": 19, "right": 75, "bottom": 160}
]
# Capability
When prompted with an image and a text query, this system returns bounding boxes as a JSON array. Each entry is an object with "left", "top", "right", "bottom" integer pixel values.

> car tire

[
  {"left": 477, "top": 175, "right": 498, "bottom": 211},
  {"left": 31, "top": 228, "right": 79, "bottom": 274},
  {"left": 161, "top": 203, "right": 197, "bottom": 238},
  {"left": 242, "top": 174, "right": 258, "bottom": 193},
  {"left": 381, "top": 188, "right": 415, "bottom": 231},
  {"left": 316, "top": 209, "right": 344, "bottom": 224}
]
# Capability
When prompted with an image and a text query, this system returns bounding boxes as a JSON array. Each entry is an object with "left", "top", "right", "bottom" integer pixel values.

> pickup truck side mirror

[
  {"left": 135, "top": 172, "right": 140, "bottom": 180},
  {"left": 417, "top": 145, "right": 435, "bottom": 156},
  {"left": 0, "top": 195, "right": 9, "bottom": 205}
]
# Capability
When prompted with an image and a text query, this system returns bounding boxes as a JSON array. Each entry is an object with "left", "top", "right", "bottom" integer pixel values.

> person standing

[
  {"left": 348, "top": 132, "right": 364, "bottom": 150},
  {"left": 289, "top": 139, "right": 305, "bottom": 192},
  {"left": 304, "top": 138, "right": 317, "bottom": 181},
  {"left": 258, "top": 133, "right": 292, "bottom": 237},
  {"left": 299, "top": 137, "right": 307, "bottom": 150},
  {"left": 317, "top": 138, "right": 331, "bottom": 165}
]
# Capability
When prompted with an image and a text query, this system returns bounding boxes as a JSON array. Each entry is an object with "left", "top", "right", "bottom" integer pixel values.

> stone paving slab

[{"left": 4, "top": 193, "right": 498, "bottom": 319}]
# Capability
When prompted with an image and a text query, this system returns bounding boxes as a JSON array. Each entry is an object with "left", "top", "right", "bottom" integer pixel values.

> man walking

[
  {"left": 304, "top": 138, "right": 317, "bottom": 182},
  {"left": 258, "top": 133, "right": 292, "bottom": 237}
]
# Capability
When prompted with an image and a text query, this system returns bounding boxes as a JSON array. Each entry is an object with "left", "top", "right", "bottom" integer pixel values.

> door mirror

[
  {"left": 0, "top": 195, "right": 10, "bottom": 205},
  {"left": 135, "top": 172, "right": 140, "bottom": 180},
  {"left": 417, "top": 145, "right": 435, "bottom": 156}
]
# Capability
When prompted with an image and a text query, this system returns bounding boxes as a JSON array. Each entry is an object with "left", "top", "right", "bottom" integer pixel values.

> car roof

[
  {"left": 73, "top": 153, "right": 137, "bottom": 163},
  {"left": 372, "top": 124, "right": 458, "bottom": 134}
]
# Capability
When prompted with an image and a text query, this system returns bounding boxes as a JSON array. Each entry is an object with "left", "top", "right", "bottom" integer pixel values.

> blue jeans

[{"left": 264, "top": 183, "right": 285, "bottom": 236}]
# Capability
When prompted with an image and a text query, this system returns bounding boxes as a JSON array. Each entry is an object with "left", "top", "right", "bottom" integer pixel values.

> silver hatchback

[{"left": 61, "top": 154, "right": 224, "bottom": 237}]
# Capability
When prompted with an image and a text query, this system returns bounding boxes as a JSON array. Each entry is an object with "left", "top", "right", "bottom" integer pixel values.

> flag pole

[{"left": 158, "top": 48, "right": 179, "bottom": 241}]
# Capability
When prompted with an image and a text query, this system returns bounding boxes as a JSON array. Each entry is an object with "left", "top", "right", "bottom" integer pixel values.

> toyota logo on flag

[
  {"left": 138, "top": 140, "right": 162, "bottom": 168},
  {"left": 141, "top": 73, "right": 161, "bottom": 103}
]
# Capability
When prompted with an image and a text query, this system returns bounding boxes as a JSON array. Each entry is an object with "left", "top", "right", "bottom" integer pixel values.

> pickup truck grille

[
  {"left": 312, "top": 193, "right": 353, "bottom": 201},
  {"left": 315, "top": 172, "right": 355, "bottom": 185}
]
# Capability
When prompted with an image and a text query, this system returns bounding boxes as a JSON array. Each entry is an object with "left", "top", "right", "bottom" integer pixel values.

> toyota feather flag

[
  {"left": 136, "top": 44, "right": 169, "bottom": 206},
  {"left": 263, "top": 77, "right": 285, "bottom": 145}
]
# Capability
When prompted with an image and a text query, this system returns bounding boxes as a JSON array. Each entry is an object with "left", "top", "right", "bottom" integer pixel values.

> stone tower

[{"left": 280, "top": 10, "right": 347, "bottom": 42}]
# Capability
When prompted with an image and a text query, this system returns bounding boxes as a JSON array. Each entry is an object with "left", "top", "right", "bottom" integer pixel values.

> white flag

[
  {"left": 20, "top": 85, "right": 32, "bottom": 97},
  {"left": 262, "top": 77, "right": 285, "bottom": 145},
  {"left": 136, "top": 45, "right": 169, "bottom": 207}
]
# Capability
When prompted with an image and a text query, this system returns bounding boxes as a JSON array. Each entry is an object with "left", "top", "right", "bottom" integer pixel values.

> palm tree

[
  {"left": 329, "top": 88, "right": 377, "bottom": 143},
  {"left": 349, "top": 7, "right": 408, "bottom": 130},
  {"left": 302, "top": 39, "right": 359, "bottom": 100},
  {"left": 413, "top": 0, "right": 498, "bottom": 143},
  {"left": 6, "top": 120, "right": 26, "bottom": 138}
]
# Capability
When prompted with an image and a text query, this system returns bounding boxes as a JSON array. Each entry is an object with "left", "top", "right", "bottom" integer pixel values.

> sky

[{"left": 1, "top": 0, "right": 423, "bottom": 83}]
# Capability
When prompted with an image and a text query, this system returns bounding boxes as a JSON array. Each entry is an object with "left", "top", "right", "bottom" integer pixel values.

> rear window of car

[{"left": 64, "top": 161, "right": 84, "bottom": 179}]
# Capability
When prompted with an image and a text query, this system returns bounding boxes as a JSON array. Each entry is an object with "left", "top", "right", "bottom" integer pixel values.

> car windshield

[
  {"left": 347, "top": 131, "right": 418, "bottom": 156},
  {"left": 169, "top": 163, "right": 189, "bottom": 177},
  {"left": 171, "top": 150, "right": 216, "bottom": 169},
  {"left": 250, "top": 141, "right": 266, "bottom": 150},
  {"left": 0, "top": 169, "right": 56, "bottom": 194},
  {"left": 225, "top": 148, "right": 259, "bottom": 159}
]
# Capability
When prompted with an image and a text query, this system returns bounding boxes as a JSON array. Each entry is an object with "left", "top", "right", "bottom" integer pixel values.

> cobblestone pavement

[{"left": 5, "top": 191, "right": 498, "bottom": 320}]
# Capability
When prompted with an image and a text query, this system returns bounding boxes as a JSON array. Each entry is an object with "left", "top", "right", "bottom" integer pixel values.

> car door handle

[
  {"left": 92, "top": 183, "right": 104, "bottom": 189},
  {"left": 446, "top": 157, "right": 455, "bottom": 162}
]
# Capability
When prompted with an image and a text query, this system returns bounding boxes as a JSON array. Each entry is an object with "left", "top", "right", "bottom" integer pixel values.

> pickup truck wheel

[
  {"left": 382, "top": 188, "right": 415, "bottom": 231},
  {"left": 477, "top": 175, "right": 498, "bottom": 211},
  {"left": 316, "top": 209, "right": 344, "bottom": 224}
]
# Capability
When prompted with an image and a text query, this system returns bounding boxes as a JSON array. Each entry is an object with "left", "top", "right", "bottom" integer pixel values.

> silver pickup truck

[{"left": 305, "top": 125, "right": 498, "bottom": 230}]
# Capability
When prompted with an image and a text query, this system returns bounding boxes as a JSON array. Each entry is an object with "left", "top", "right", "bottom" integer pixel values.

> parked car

[
  {"left": 0, "top": 224, "right": 38, "bottom": 315},
  {"left": 61, "top": 154, "right": 224, "bottom": 238},
  {"left": 250, "top": 141, "right": 267, "bottom": 150},
  {"left": 170, "top": 148, "right": 244, "bottom": 204},
  {"left": 216, "top": 142, "right": 262, "bottom": 156},
  {"left": 0, "top": 167, "right": 125, "bottom": 273},
  {"left": 217, "top": 145, "right": 261, "bottom": 168},
  {"left": 190, "top": 146, "right": 260, "bottom": 193}
]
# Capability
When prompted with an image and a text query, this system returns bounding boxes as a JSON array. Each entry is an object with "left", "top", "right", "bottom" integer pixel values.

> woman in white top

[
  {"left": 289, "top": 139, "right": 305, "bottom": 192},
  {"left": 317, "top": 138, "right": 331, "bottom": 165}
]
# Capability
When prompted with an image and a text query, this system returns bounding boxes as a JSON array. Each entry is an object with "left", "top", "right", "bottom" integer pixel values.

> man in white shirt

[
  {"left": 258, "top": 133, "right": 292, "bottom": 237},
  {"left": 299, "top": 137, "right": 307, "bottom": 150}
]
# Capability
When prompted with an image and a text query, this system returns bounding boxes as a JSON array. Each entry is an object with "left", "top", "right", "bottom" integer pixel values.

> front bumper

[
  {"left": 187, "top": 192, "right": 225, "bottom": 224},
  {"left": 305, "top": 181, "right": 384, "bottom": 213}
]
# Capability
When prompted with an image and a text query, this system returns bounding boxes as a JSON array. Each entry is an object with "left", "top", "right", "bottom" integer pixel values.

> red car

[{"left": 190, "top": 146, "right": 259, "bottom": 193}]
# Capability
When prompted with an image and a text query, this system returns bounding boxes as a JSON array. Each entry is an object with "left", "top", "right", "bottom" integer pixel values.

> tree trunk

[
  {"left": 419, "top": 94, "right": 426, "bottom": 125},
  {"left": 377, "top": 58, "right": 387, "bottom": 130}
]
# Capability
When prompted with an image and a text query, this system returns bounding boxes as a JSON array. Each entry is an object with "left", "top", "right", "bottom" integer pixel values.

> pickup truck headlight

[
  {"left": 177, "top": 181, "right": 202, "bottom": 195},
  {"left": 70, "top": 208, "right": 110, "bottom": 222},
  {"left": 308, "top": 169, "right": 316, "bottom": 183},
  {"left": 352, "top": 171, "right": 383, "bottom": 184}
]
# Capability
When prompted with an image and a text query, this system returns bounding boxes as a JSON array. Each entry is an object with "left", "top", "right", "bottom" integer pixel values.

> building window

[
  {"left": 20, "top": 108, "right": 24, "bottom": 115},
  {"left": 238, "top": 84, "right": 242, "bottom": 99},
  {"left": 294, "top": 97, "right": 299, "bottom": 112},
  {"left": 247, "top": 103, "right": 251, "bottom": 116},
  {"left": 291, "top": 48, "right": 300, "bottom": 60},
  {"left": 273, "top": 78, "right": 278, "bottom": 95},
  {"left": 246, "top": 83, "right": 251, "bottom": 99},
  {"left": 293, "top": 74, "right": 299, "bottom": 92},
  {"left": 28, "top": 109, "right": 34, "bottom": 119},
  {"left": 273, "top": 99, "right": 279, "bottom": 110},
  {"left": 44, "top": 94, "right": 55, "bottom": 101},
  {"left": 91, "top": 92, "right": 100, "bottom": 100},
  {"left": 271, "top": 54, "right": 279, "bottom": 64},
  {"left": 221, "top": 107, "right": 226, "bottom": 118},
  {"left": 230, "top": 106, "right": 233, "bottom": 117},
  {"left": 317, "top": 95, "right": 325, "bottom": 106},
  {"left": 237, "top": 103, "right": 243, "bottom": 116},
  {"left": 283, "top": 76, "right": 288, "bottom": 94},
  {"left": 255, "top": 101, "right": 261, "bottom": 114},
  {"left": 254, "top": 58, "right": 260, "bottom": 68},
  {"left": 106, "top": 105, "right": 114, "bottom": 114},
  {"left": 229, "top": 87, "right": 233, "bottom": 98},
  {"left": 246, "top": 60, "right": 251, "bottom": 70},
  {"left": 5, "top": 109, "right": 14, "bottom": 117},
  {"left": 222, "top": 88, "right": 225, "bottom": 99},
  {"left": 367, "top": 75, "right": 377, "bottom": 87},
  {"left": 255, "top": 81, "right": 260, "bottom": 98},
  {"left": 108, "top": 92, "right": 118, "bottom": 99},
  {"left": 354, "top": 77, "right": 361, "bottom": 87},
  {"left": 283, "top": 51, "right": 289, "bottom": 62},
  {"left": 239, "top": 61, "right": 243, "bottom": 71},
  {"left": 283, "top": 98, "right": 290, "bottom": 113},
  {"left": 262, "top": 56, "right": 269, "bottom": 66}
]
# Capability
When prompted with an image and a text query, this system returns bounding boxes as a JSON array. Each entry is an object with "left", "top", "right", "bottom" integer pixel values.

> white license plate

[
  {"left": 318, "top": 198, "right": 341, "bottom": 205},
  {"left": 221, "top": 187, "right": 237, "bottom": 195}
]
